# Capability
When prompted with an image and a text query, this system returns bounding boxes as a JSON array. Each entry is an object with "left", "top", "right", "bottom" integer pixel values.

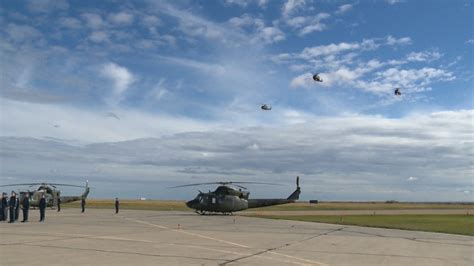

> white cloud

[
  {"left": 5, "top": 24, "right": 42, "bottom": 42},
  {"left": 290, "top": 72, "right": 314, "bottom": 88},
  {"left": 1, "top": 105, "right": 472, "bottom": 201},
  {"left": 466, "top": 39, "right": 474, "bottom": 44},
  {"left": 157, "top": 55, "right": 226, "bottom": 75},
  {"left": 336, "top": 4, "right": 353, "bottom": 15},
  {"left": 386, "top": 35, "right": 412, "bottom": 46},
  {"left": 81, "top": 13, "right": 105, "bottom": 29},
  {"left": 406, "top": 51, "right": 442, "bottom": 62},
  {"left": 228, "top": 14, "right": 285, "bottom": 44},
  {"left": 0, "top": 99, "right": 212, "bottom": 143},
  {"left": 27, "top": 0, "right": 69, "bottom": 13},
  {"left": 407, "top": 176, "right": 418, "bottom": 181},
  {"left": 150, "top": 79, "right": 169, "bottom": 101},
  {"left": 224, "top": 0, "right": 268, "bottom": 7},
  {"left": 141, "top": 15, "right": 162, "bottom": 28},
  {"left": 108, "top": 12, "right": 134, "bottom": 25},
  {"left": 89, "top": 31, "right": 109, "bottom": 43},
  {"left": 259, "top": 26, "right": 286, "bottom": 43},
  {"left": 59, "top": 17, "right": 82, "bottom": 29},
  {"left": 282, "top": 0, "right": 306, "bottom": 17},
  {"left": 386, "top": 0, "right": 405, "bottom": 4},
  {"left": 285, "top": 13, "right": 331, "bottom": 36},
  {"left": 100, "top": 63, "right": 135, "bottom": 104},
  {"left": 299, "top": 39, "right": 376, "bottom": 59}
]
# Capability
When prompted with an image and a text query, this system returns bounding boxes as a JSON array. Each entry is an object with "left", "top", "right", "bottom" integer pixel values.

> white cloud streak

[{"left": 100, "top": 63, "right": 135, "bottom": 105}]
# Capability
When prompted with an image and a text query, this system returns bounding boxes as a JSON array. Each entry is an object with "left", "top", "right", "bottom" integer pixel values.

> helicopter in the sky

[
  {"left": 260, "top": 104, "right": 272, "bottom": 111},
  {"left": 394, "top": 88, "right": 402, "bottom": 96},
  {"left": 313, "top": 73, "right": 323, "bottom": 82},
  {"left": 0, "top": 181, "right": 90, "bottom": 209},
  {"left": 172, "top": 176, "right": 301, "bottom": 215}
]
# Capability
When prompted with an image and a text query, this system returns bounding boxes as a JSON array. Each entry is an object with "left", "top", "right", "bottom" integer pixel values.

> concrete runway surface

[{"left": 0, "top": 209, "right": 472, "bottom": 265}]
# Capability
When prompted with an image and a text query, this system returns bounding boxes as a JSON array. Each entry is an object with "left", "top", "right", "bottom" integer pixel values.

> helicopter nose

[{"left": 186, "top": 200, "right": 195, "bottom": 209}]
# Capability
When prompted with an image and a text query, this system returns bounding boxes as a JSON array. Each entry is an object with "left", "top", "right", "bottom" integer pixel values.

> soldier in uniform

[
  {"left": 21, "top": 192, "right": 30, "bottom": 222},
  {"left": 57, "top": 192, "right": 61, "bottom": 212},
  {"left": 115, "top": 198, "right": 120, "bottom": 214},
  {"left": 81, "top": 197, "right": 86, "bottom": 213},
  {"left": 8, "top": 191, "right": 17, "bottom": 223},
  {"left": 15, "top": 195, "right": 20, "bottom": 221},
  {"left": 1, "top": 193, "right": 7, "bottom": 222},
  {"left": 39, "top": 193, "right": 46, "bottom": 222},
  {"left": 0, "top": 193, "right": 4, "bottom": 221}
]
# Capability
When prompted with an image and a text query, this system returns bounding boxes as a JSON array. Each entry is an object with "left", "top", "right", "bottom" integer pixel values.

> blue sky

[{"left": 0, "top": 0, "right": 473, "bottom": 201}]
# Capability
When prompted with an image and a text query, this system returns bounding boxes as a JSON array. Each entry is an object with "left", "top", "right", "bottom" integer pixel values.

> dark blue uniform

[
  {"left": 115, "top": 198, "right": 119, "bottom": 214},
  {"left": 39, "top": 197, "right": 46, "bottom": 222},
  {"left": 22, "top": 196, "right": 30, "bottom": 222},
  {"left": 81, "top": 198, "right": 86, "bottom": 213},
  {"left": 0, "top": 195, "right": 3, "bottom": 221},
  {"left": 8, "top": 195, "right": 17, "bottom": 223},
  {"left": 1, "top": 195, "right": 7, "bottom": 221},
  {"left": 15, "top": 197, "right": 20, "bottom": 221}
]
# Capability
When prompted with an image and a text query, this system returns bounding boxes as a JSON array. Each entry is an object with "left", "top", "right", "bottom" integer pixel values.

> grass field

[
  {"left": 249, "top": 214, "right": 474, "bottom": 236},
  {"left": 250, "top": 202, "right": 473, "bottom": 211}
]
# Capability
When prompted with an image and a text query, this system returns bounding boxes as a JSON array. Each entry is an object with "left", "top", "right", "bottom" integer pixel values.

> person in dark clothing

[
  {"left": 57, "top": 196, "right": 61, "bottom": 212},
  {"left": 0, "top": 193, "right": 4, "bottom": 221},
  {"left": 115, "top": 198, "right": 119, "bottom": 214},
  {"left": 81, "top": 197, "right": 86, "bottom": 213},
  {"left": 8, "top": 191, "right": 17, "bottom": 223},
  {"left": 1, "top": 193, "right": 7, "bottom": 222},
  {"left": 15, "top": 196, "right": 20, "bottom": 221},
  {"left": 39, "top": 194, "right": 46, "bottom": 222},
  {"left": 21, "top": 192, "right": 30, "bottom": 222}
]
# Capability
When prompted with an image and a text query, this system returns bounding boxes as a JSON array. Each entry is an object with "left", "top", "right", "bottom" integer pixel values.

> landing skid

[{"left": 195, "top": 210, "right": 233, "bottom": 216}]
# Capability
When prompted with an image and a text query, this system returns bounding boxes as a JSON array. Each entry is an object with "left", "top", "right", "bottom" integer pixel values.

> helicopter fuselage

[{"left": 185, "top": 177, "right": 301, "bottom": 215}]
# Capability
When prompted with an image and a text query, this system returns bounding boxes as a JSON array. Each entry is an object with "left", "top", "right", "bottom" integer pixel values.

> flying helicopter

[
  {"left": 0, "top": 181, "right": 90, "bottom": 209},
  {"left": 313, "top": 73, "right": 323, "bottom": 82},
  {"left": 260, "top": 104, "right": 272, "bottom": 111},
  {"left": 394, "top": 88, "right": 402, "bottom": 96},
  {"left": 172, "top": 176, "right": 301, "bottom": 215}
]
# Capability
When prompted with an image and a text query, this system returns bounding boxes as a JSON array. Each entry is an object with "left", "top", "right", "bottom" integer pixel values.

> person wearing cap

[
  {"left": 115, "top": 198, "right": 120, "bottom": 214},
  {"left": 21, "top": 192, "right": 30, "bottom": 222},
  {"left": 39, "top": 194, "right": 46, "bottom": 222},
  {"left": 8, "top": 191, "right": 17, "bottom": 223}
]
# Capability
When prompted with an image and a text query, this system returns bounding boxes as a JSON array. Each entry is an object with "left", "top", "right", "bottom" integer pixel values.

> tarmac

[{"left": 0, "top": 209, "right": 472, "bottom": 265}]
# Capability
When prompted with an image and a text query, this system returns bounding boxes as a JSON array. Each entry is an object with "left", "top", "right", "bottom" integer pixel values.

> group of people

[
  {"left": 1, "top": 192, "right": 119, "bottom": 222},
  {"left": 0, "top": 191, "right": 45, "bottom": 223}
]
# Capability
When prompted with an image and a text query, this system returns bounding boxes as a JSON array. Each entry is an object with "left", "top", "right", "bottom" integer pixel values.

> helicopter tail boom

[{"left": 248, "top": 176, "right": 301, "bottom": 209}]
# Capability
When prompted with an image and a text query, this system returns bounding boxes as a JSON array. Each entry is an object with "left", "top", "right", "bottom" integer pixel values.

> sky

[{"left": 0, "top": 0, "right": 473, "bottom": 201}]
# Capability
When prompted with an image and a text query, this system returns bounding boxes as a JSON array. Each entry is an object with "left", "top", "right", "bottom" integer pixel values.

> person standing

[
  {"left": 39, "top": 194, "right": 46, "bottom": 222},
  {"left": 115, "top": 198, "right": 119, "bottom": 214},
  {"left": 15, "top": 196, "right": 20, "bottom": 221},
  {"left": 81, "top": 197, "right": 86, "bottom": 213},
  {"left": 8, "top": 191, "right": 17, "bottom": 223},
  {"left": 0, "top": 193, "right": 4, "bottom": 221},
  {"left": 1, "top": 193, "right": 7, "bottom": 222},
  {"left": 21, "top": 192, "right": 30, "bottom": 222},
  {"left": 57, "top": 196, "right": 61, "bottom": 212}
]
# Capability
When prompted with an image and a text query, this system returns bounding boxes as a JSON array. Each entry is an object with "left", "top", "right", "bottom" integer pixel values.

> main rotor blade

[
  {"left": 226, "top": 182, "right": 281, "bottom": 186},
  {"left": 0, "top": 183, "right": 44, "bottom": 187},
  {"left": 48, "top": 183, "right": 87, "bottom": 188},
  {"left": 169, "top": 181, "right": 282, "bottom": 188},
  {"left": 1, "top": 183, "right": 87, "bottom": 189},
  {"left": 169, "top": 182, "right": 226, "bottom": 188}
]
